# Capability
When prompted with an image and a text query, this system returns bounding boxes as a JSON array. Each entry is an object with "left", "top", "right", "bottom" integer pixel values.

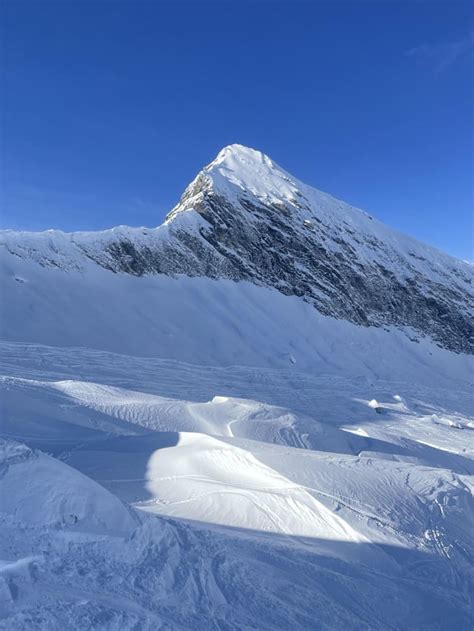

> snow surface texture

[
  {"left": 0, "top": 345, "right": 473, "bottom": 629},
  {"left": 0, "top": 145, "right": 473, "bottom": 630}
]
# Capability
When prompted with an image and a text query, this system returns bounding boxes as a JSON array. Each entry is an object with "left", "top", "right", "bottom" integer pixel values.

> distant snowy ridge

[{"left": 1, "top": 144, "right": 472, "bottom": 353}]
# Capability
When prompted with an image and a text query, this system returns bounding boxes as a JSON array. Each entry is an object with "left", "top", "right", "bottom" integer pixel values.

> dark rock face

[{"left": 91, "top": 177, "right": 473, "bottom": 355}]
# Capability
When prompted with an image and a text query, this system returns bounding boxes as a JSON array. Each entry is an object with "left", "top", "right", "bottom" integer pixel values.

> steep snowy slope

[
  {"left": 1, "top": 144, "right": 472, "bottom": 354},
  {"left": 1, "top": 259, "right": 472, "bottom": 380}
]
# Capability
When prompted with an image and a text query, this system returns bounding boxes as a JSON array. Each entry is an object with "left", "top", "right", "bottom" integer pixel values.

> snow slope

[
  {"left": 2, "top": 434, "right": 471, "bottom": 631},
  {"left": 1, "top": 341, "right": 473, "bottom": 629},
  {"left": 0, "top": 260, "right": 472, "bottom": 384},
  {"left": 0, "top": 440, "right": 136, "bottom": 536}
]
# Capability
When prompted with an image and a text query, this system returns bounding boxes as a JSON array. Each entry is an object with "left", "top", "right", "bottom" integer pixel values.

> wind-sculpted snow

[
  {"left": 0, "top": 439, "right": 137, "bottom": 535},
  {"left": 1, "top": 342, "right": 473, "bottom": 629},
  {"left": 1, "top": 144, "right": 472, "bottom": 353}
]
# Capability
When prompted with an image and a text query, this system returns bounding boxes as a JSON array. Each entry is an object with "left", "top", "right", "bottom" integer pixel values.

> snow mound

[
  {"left": 141, "top": 433, "right": 369, "bottom": 543},
  {"left": 0, "top": 439, "right": 135, "bottom": 536}
]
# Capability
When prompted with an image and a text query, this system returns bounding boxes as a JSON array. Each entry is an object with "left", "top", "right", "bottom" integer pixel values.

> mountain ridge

[{"left": 1, "top": 144, "right": 472, "bottom": 354}]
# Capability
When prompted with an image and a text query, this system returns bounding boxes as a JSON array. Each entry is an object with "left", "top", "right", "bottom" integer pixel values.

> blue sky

[{"left": 2, "top": 1, "right": 473, "bottom": 259}]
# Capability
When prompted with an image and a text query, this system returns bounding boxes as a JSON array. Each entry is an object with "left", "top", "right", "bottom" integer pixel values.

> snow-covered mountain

[
  {"left": 1, "top": 146, "right": 473, "bottom": 630},
  {"left": 1, "top": 144, "right": 472, "bottom": 354}
]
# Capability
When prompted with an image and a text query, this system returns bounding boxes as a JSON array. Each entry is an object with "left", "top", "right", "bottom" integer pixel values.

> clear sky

[{"left": 2, "top": 1, "right": 473, "bottom": 260}]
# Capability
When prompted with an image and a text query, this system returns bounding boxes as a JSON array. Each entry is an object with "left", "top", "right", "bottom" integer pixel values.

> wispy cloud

[{"left": 407, "top": 31, "right": 474, "bottom": 72}]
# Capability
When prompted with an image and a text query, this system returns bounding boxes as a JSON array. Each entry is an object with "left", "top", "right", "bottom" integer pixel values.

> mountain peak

[
  {"left": 185, "top": 143, "right": 305, "bottom": 213},
  {"left": 165, "top": 143, "right": 299, "bottom": 224},
  {"left": 211, "top": 143, "right": 275, "bottom": 167},
  {"left": 164, "top": 143, "right": 308, "bottom": 233}
]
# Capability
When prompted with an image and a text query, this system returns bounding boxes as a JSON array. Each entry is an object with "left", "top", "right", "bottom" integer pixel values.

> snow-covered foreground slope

[
  {"left": 1, "top": 144, "right": 473, "bottom": 629},
  {"left": 3, "top": 430, "right": 471, "bottom": 631},
  {"left": 1, "top": 341, "right": 473, "bottom": 629}
]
